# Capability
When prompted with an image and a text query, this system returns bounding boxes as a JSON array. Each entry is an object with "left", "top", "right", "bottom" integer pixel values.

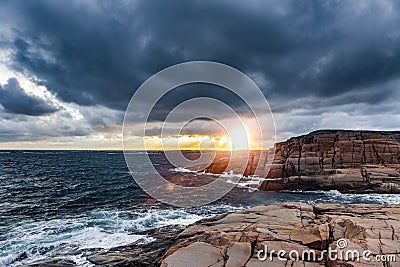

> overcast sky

[{"left": 0, "top": 0, "right": 399, "bottom": 149}]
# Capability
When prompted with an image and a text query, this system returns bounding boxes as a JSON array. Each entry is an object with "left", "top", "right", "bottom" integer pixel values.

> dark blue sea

[{"left": 1, "top": 150, "right": 400, "bottom": 266}]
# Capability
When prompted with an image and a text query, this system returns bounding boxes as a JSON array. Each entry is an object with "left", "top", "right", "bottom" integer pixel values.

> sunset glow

[{"left": 144, "top": 132, "right": 255, "bottom": 151}]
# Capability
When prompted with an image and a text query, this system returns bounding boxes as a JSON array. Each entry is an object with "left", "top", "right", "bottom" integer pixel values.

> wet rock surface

[
  {"left": 24, "top": 225, "right": 185, "bottom": 267},
  {"left": 85, "top": 225, "right": 186, "bottom": 266},
  {"left": 25, "top": 258, "right": 76, "bottom": 267},
  {"left": 26, "top": 203, "right": 400, "bottom": 266}
]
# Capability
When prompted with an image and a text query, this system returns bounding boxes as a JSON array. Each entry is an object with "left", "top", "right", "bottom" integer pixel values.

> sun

[{"left": 142, "top": 122, "right": 257, "bottom": 151}]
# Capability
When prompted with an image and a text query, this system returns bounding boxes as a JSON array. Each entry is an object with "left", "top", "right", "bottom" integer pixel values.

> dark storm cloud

[
  {"left": 1, "top": 0, "right": 400, "bottom": 114},
  {"left": 0, "top": 77, "right": 58, "bottom": 116},
  {"left": 143, "top": 119, "right": 226, "bottom": 137},
  {"left": 147, "top": 83, "right": 253, "bottom": 122}
]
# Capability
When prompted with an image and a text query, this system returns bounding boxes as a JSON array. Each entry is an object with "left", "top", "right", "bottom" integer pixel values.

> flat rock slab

[
  {"left": 225, "top": 242, "right": 252, "bottom": 267},
  {"left": 161, "top": 242, "right": 224, "bottom": 267}
]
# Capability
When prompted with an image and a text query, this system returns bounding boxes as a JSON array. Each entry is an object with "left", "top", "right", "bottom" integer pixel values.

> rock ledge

[{"left": 33, "top": 203, "right": 400, "bottom": 267}]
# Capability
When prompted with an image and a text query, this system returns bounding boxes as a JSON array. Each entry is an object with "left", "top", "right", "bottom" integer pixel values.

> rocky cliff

[
  {"left": 193, "top": 130, "right": 400, "bottom": 193},
  {"left": 260, "top": 130, "right": 400, "bottom": 193}
]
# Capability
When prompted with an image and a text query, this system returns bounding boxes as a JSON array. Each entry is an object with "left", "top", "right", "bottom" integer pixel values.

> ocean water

[{"left": 1, "top": 150, "right": 400, "bottom": 266}]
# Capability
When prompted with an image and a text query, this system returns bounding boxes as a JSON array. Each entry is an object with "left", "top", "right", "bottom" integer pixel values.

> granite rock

[
  {"left": 26, "top": 203, "right": 400, "bottom": 267},
  {"left": 259, "top": 130, "right": 400, "bottom": 193},
  {"left": 160, "top": 202, "right": 400, "bottom": 267}
]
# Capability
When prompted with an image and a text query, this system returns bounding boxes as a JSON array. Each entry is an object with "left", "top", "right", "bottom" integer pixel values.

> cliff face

[{"left": 260, "top": 130, "right": 400, "bottom": 193}]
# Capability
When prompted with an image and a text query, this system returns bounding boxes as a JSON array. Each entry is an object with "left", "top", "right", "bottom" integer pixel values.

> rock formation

[
  {"left": 38, "top": 203, "right": 399, "bottom": 266},
  {"left": 158, "top": 202, "right": 400, "bottom": 267},
  {"left": 194, "top": 130, "right": 400, "bottom": 193},
  {"left": 259, "top": 130, "right": 400, "bottom": 193}
]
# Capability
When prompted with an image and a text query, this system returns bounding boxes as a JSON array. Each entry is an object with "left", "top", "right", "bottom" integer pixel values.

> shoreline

[{"left": 26, "top": 202, "right": 400, "bottom": 267}]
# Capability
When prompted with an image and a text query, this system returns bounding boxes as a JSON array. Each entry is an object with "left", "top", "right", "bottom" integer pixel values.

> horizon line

[{"left": 0, "top": 148, "right": 270, "bottom": 151}]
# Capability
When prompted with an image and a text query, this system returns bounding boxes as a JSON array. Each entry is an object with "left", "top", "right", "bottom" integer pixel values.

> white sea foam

[
  {"left": 196, "top": 171, "right": 220, "bottom": 176},
  {"left": 71, "top": 227, "right": 150, "bottom": 249},
  {"left": 0, "top": 217, "right": 150, "bottom": 266},
  {"left": 65, "top": 255, "right": 95, "bottom": 267},
  {"left": 171, "top": 167, "right": 268, "bottom": 191},
  {"left": 226, "top": 177, "right": 266, "bottom": 191},
  {"left": 220, "top": 170, "right": 243, "bottom": 179},
  {"left": 0, "top": 206, "right": 239, "bottom": 266},
  {"left": 282, "top": 189, "right": 400, "bottom": 205},
  {"left": 170, "top": 167, "right": 197, "bottom": 173}
]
